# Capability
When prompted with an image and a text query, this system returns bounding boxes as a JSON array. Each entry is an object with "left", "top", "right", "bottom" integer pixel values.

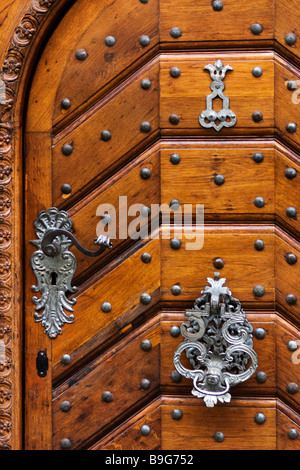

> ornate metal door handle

[
  {"left": 199, "top": 59, "right": 237, "bottom": 132},
  {"left": 30, "top": 207, "right": 113, "bottom": 339},
  {"left": 173, "top": 273, "right": 258, "bottom": 408}
]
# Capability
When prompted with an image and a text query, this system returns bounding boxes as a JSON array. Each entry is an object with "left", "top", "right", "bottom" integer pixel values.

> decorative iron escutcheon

[
  {"left": 199, "top": 59, "right": 237, "bottom": 132},
  {"left": 173, "top": 273, "right": 258, "bottom": 408},
  {"left": 30, "top": 207, "right": 113, "bottom": 339}
]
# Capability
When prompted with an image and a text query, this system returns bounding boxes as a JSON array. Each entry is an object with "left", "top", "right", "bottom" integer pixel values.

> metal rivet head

[
  {"left": 140, "top": 425, "right": 151, "bottom": 436},
  {"left": 140, "top": 0, "right": 149, "bottom": 3},
  {"left": 287, "top": 382, "right": 299, "bottom": 394},
  {"left": 170, "top": 27, "right": 182, "bottom": 38},
  {"left": 254, "top": 239, "right": 265, "bottom": 251},
  {"left": 61, "top": 98, "right": 71, "bottom": 110},
  {"left": 139, "top": 35, "right": 150, "bottom": 47},
  {"left": 140, "top": 121, "right": 151, "bottom": 133},
  {"left": 171, "top": 285, "right": 181, "bottom": 296},
  {"left": 170, "top": 153, "right": 181, "bottom": 164},
  {"left": 254, "top": 413, "right": 266, "bottom": 424},
  {"left": 254, "top": 197, "right": 265, "bottom": 208},
  {"left": 214, "top": 431, "right": 225, "bottom": 442},
  {"left": 141, "top": 339, "right": 152, "bottom": 351},
  {"left": 172, "top": 409, "right": 183, "bottom": 420},
  {"left": 252, "top": 152, "right": 264, "bottom": 163},
  {"left": 287, "top": 340, "right": 299, "bottom": 352},
  {"left": 213, "top": 258, "right": 224, "bottom": 269},
  {"left": 104, "top": 36, "right": 116, "bottom": 47},
  {"left": 256, "top": 371, "right": 267, "bottom": 384},
  {"left": 140, "top": 168, "right": 151, "bottom": 179},
  {"left": 286, "top": 122, "right": 297, "bottom": 133},
  {"left": 214, "top": 174, "right": 225, "bottom": 186},
  {"left": 252, "top": 111, "right": 263, "bottom": 123},
  {"left": 140, "top": 293, "right": 152, "bottom": 305},
  {"left": 255, "top": 327, "right": 266, "bottom": 339},
  {"left": 62, "top": 144, "right": 73, "bottom": 156},
  {"left": 285, "top": 168, "right": 297, "bottom": 179},
  {"left": 286, "top": 294, "right": 297, "bottom": 305},
  {"left": 170, "top": 326, "right": 181, "bottom": 337},
  {"left": 285, "top": 33, "right": 297, "bottom": 46},
  {"left": 60, "top": 438, "right": 72, "bottom": 449},
  {"left": 140, "top": 79, "right": 151, "bottom": 90},
  {"left": 170, "top": 199, "right": 180, "bottom": 210},
  {"left": 75, "top": 49, "right": 88, "bottom": 61},
  {"left": 253, "top": 285, "right": 265, "bottom": 297},
  {"left": 101, "top": 130, "right": 111, "bottom": 141},
  {"left": 252, "top": 66, "right": 263, "bottom": 77},
  {"left": 60, "top": 401, "right": 72, "bottom": 412},
  {"left": 171, "top": 370, "right": 182, "bottom": 382},
  {"left": 169, "top": 66, "right": 181, "bottom": 78},
  {"left": 285, "top": 253, "right": 298, "bottom": 265},
  {"left": 250, "top": 23, "right": 263, "bottom": 35},
  {"left": 169, "top": 114, "right": 180, "bottom": 125},
  {"left": 212, "top": 1, "right": 224, "bottom": 11},
  {"left": 101, "top": 302, "right": 112, "bottom": 313},
  {"left": 286, "top": 207, "right": 297, "bottom": 218},
  {"left": 287, "top": 80, "right": 298, "bottom": 91},
  {"left": 61, "top": 184, "right": 72, "bottom": 195},
  {"left": 170, "top": 238, "right": 181, "bottom": 250},
  {"left": 141, "top": 252, "right": 152, "bottom": 264},
  {"left": 102, "top": 391, "right": 113, "bottom": 402},
  {"left": 288, "top": 428, "right": 299, "bottom": 440},
  {"left": 61, "top": 354, "right": 71, "bottom": 365},
  {"left": 140, "top": 379, "right": 151, "bottom": 390},
  {"left": 141, "top": 206, "right": 151, "bottom": 217}
]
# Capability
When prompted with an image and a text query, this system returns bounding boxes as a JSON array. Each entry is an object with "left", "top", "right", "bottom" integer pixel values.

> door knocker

[
  {"left": 30, "top": 207, "right": 113, "bottom": 338},
  {"left": 199, "top": 59, "right": 237, "bottom": 131},
  {"left": 173, "top": 273, "right": 258, "bottom": 407}
]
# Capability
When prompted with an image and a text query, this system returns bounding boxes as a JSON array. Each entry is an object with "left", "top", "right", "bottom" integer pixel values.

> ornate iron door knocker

[
  {"left": 173, "top": 273, "right": 258, "bottom": 407},
  {"left": 199, "top": 59, "right": 237, "bottom": 132},
  {"left": 30, "top": 207, "right": 113, "bottom": 338}
]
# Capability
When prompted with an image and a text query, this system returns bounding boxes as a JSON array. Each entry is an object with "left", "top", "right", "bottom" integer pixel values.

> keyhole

[{"left": 51, "top": 272, "right": 57, "bottom": 285}]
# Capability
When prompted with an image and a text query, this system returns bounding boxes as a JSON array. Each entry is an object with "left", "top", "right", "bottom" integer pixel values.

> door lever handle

[
  {"left": 41, "top": 228, "right": 113, "bottom": 258},
  {"left": 30, "top": 207, "right": 113, "bottom": 339},
  {"left": 173, "top": 272, "right": 258, "bottom": 407}
]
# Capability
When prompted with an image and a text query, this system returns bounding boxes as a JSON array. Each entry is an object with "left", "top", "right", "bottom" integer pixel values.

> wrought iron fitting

[
  {"left": 30, "top": 207, "right": 113, "bottom": 338},
  {"left": 173, "top": 273, "right": 258, "bottom": 408},
  {"left": 199, "top": 60, "right": 236, "bottom": 132}
]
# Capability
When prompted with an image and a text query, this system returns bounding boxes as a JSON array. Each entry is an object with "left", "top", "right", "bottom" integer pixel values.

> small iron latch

[
  {"left": 173, "top": 273, "right": 258, "bottom": 407},
  {"left": 30, "top": 207, "right": 113, "bottom": 339},
  {"left": 36, "top": 351, "right": 48, "bottom": 378}
]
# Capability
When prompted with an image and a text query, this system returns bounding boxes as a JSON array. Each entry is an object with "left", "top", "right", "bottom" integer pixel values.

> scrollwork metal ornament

[
  {"left": 199, "top": 59, "right": 237, "bottom": 132},
  {"left": 173, "top": 273, "right": 258, "bottom": 408}
]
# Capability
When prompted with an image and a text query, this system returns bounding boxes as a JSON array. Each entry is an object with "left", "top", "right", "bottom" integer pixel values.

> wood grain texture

[
  {"left": 52, "top": 59, "right": 159, "bottom": 205},
  {"left": 160, "top": 0, "right": 275, "bottom": 43}
]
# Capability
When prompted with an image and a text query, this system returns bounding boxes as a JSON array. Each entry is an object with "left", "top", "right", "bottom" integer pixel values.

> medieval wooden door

[{"left": 23, "top": 0, "right": 300, "bottom": 450}]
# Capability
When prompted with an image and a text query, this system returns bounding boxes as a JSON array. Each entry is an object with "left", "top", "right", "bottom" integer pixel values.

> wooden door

[{"left": 24, "top": 0, "right": 300, "bottom": 450}]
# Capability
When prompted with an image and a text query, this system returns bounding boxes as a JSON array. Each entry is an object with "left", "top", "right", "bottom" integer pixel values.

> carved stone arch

[{"left": 0, "top": 0, "right": 75, "bottom": 450}]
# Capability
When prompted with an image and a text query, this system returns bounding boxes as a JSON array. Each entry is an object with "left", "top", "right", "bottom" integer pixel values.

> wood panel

[
  {"left": 52, "top": 59, "right": 159, "bottom": 205},
  {"left": 52, "top": 317, "right": 161, "bottom": 450},
  {"left": 275, "top": 0, "right": 300, "bottom": 62},
  {"left": 161, "top": 398, "right": 277, "bottom": 450},
  {"left": 69, "top": 147, "right": 160, "bottom": 282},
  {"left": 161, "top": 226, "right": 275, "bottom": 306},
  {"left": 160, "top": 0, "right": 274, "bottom": 44},
  {"left": 160, "top": 52, "right": 274, "bottom": 135},
  {"left": 52, "top": 237, "right": 160, "bottom": 368},
  {"left": 161, "top": 144, "right": 275, "bottom": 219}
]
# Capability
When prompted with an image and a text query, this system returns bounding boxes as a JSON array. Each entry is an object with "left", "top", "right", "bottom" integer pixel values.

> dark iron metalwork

[{"left": 36, "top": 350, "right": 48, "bottom": 378}]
